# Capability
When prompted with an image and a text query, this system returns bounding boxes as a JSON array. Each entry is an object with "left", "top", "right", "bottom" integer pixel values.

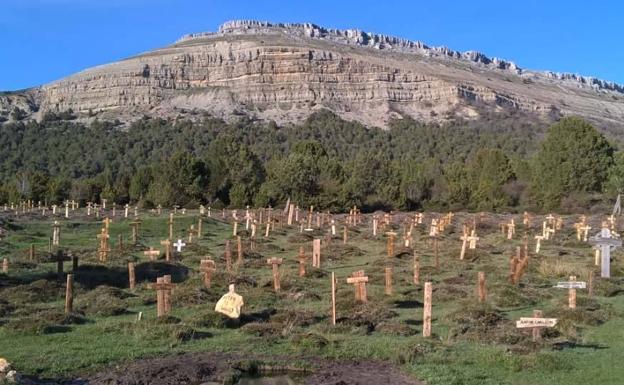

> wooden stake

[
  {"left": 237, "top": 236, "right": 243, "bottom": 265},
  {"left": 331, "top": 271, "right": 337, "bottom": 326},
  {"left": 532, "top": 309, "right": 543, "bottom": 342},
  {"left": 385, "top": 267, "right": 393, "bottom": 295},
  {"left": 478, "top": 271, "right": 486, "bottom": 303},
  {"left": 225, "top": 240, "right": 232, "bottom": 272},
  {"left": 29, "top": 244, "right": 35, "bottom": 261},
  {"left": 156, "top": 277, "right": 165, "bottom": 317},
  {"left": 423, "top": 282, "right": 432, "bottom": 337},
  {"left": 413, "top": 257, "right": 420, "bottom": 285},
  {"left": 128, "top": 262, "right": 136, "bottom": 290},
  {"left": 267, "top": 257, "right": 283, "bottom": 292},
  {"left": 64, "top": 274, "right": 74, "bottom": 314},
  {"left": 568, "top": 275, "right": 577, "bottom": 309},
  {"left": 2, "top": 258, "right": 8, "bottom": 274},
  {"left": 588, "top": 270, "right": 594, "bottom": 299},
  {"left": 163, "top": 275, "right": 172, "bottom": 314}
]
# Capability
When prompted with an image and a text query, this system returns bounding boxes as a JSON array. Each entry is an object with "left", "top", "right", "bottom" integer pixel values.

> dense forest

[{"left": 0, "top": 109, "right": 622, "bottom": 213}]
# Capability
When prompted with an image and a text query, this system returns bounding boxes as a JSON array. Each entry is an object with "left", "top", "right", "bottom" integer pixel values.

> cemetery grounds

[{"left": 1, "top": 208, "right": 624, "bottom": 385}]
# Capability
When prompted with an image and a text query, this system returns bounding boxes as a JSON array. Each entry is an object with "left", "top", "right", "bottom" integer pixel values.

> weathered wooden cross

[
  {"left": 346, "top": 271, "right": 369, "bottom": 302},
  {"left": 199, "top": 259, "right": 216, "bottom": 288},
  {"left": 267, "top": 257, "right": 283, "bottom": 292}
]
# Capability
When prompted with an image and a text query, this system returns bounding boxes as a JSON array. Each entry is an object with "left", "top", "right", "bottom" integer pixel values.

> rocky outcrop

[{"left": 2, "top": 20, "right": 624, "bottom": 128}]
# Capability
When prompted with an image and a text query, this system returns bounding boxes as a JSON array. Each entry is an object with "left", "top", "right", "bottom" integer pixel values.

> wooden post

[
  {"left": 225, "top": 240, "right": 232, "bottom": 272},
  {"left": 588, "top": 270, "right": 594, "bottom": 299},
  {"left": 478, "top": 271, "right": 486, "bottom": 303},
  {"left": 387, "top": 232, "right": 396, "bottom": 257},
  {"left": 267, "top": 258, "right": 283, "bottom": 292},
  {"left": 160, "top": 239, "right": 172, "bottom": 262},
  {"left": 413, "top": 254, "right": 420, "bottom": 285},
  {"left": 298, "top": 246, "right": 307, "bottom": 277},
  {"left": 433, "top": 237, "right": 439, "bottom": 269},
  {"left": 312, "top": 239, "right": 321, "bottom": 268},
  {"left": 128, "top": 262, "right": 136, "bottom": 290},
  {"left": 64, "top": 274, "right": 74, "bottom": 314},
  {"left": 168, "top": 213, "right": 174, "bottom": 240},
  {"left": 2, "top": 258, "right": 8, "bottom": 274},
  {"left": 423, "top": 282, "right": 432, "bottom": 337},
  {"left": 156, "top": 277, "right": 165, "bottom": 317},
  {"left": 532, "top": 310, "right": 543, "bottom": 342},
  {"left": 568, "top": 275, "right": 577, "bottom": 309},
  {"left": 29, "top": 244, "right": 35, "bottom": 261},
  {"left": 237, "top": 236, "right": 243, "bottom": 265},
  {"left": 331, "top": 271, "right": 337, "bottom": 326},
  {"left": 163, "top": 275, "right": 172, "bottom": 314},
  {"left": 343, "top": 225, "right": 348, "bottom": 244},
  {"left": 385, "top": 267, "right": 393, "bottom": 295}
]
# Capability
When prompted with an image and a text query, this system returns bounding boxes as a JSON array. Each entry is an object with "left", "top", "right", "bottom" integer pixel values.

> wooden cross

[
  {"left": 129, "top": 220, "right": 141, "bottom": 245},
  {"left": 52, "top": 221, "right": 61, "bottom": 246},
  {"left": 507, "top": 219, "right": 515, "bottom": 239},
  {"left": 534, "top": 235, "right": 544, "bottom": 253},
  {"left": 199, "top": 259, "right": 216, "bottom": 288},
  {"left": 459, "top": 231, "right": 470, "bottom": 260},
  {"left": 160, "top": 239, "right": 172, "bottom": 261},
  {"left": 102, "top": 217, "right": 113, "bottom": 232},
  {"left": 298, "top": 246, "right": 307, "bottom": 277},
  {"left": 267, "top": 257, "right": 283, "bottom": 292},
  {"left": 346, "top": 271, "right": 369, "bottom": 302},
  {"left": 143, "top": 247, "right": 160, "bottom": 261},
  {"left": 516, "top": 310, "right": 557, "bottom": 342},
  {"left": 97, "top": 228, "right": 110, "bottom": 262},
  {"left": 151, "top": 275, "right": 175, "bottom": 317}
]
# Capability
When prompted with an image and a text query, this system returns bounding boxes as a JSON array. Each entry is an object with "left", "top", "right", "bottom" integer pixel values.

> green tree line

[{"left": 0, "top": 110, "right": 621, "bottom": 212}]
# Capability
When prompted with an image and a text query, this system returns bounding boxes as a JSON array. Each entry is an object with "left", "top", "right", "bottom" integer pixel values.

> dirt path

[{"left": 83, "top": 352, "right": 425, "bottom": 385}]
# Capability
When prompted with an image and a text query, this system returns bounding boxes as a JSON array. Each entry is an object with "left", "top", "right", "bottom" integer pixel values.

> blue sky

[{"left": 1, "top": 0, "right": 622, "bottom": 91}]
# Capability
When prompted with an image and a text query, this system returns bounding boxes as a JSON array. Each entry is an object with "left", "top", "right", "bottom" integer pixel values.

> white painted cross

[
  {"left": 589, "top": 227, "right": 622, "bottom": 278},
  {"left": 174, "top": 239, "right": 186, "bottom": 253}
]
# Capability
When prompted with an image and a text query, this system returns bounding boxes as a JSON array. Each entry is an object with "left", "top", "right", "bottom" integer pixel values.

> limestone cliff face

[{"left": 2, "top": 20, "right": 624, "bottom": 128}]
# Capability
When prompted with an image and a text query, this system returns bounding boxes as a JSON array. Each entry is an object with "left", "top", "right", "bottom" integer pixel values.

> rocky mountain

[{"left": 2, "top": 20, "right": 624, "bottom": 128}]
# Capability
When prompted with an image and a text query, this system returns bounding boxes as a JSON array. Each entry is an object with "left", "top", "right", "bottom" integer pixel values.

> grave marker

[
  {"left": 267, "top": 257, "right": 283, "bottom": 292},
  {"left": 478, "top": 271, "right": 487, "bottom": 303},
  {"left": 385, "top": 267, "right": 393, "bottom": 295},
  {"left": 2, "top": 258, "right": 7, "bottom": 274},
  {"left": 331, "top": 272, "right": 337, "bottom": 326},
  {"left": 200, "top": 259, "right": 216, "bottom": 288},
  {"left": 298, "top": 246, "right": 307, "bottom": 277},
  {"left": 64, "top": 274, "right": 74, "bottom": 314},
  {"left": 128, "top": 262, "right": 136, "bottom": 290},
  {"left": 312, "top": 239, "right": 321, "bottom": 268},
  {"left": 516, "top": 310, "right": 557, "bottom": 342},
  {"left": 423, "top": 282, "right": 432, "bottom": 337},
  {"left": 143, "top": 247, "right": 160, "bottom": 261},
  {"left": 215, "top": 284, "right": 244, "bottom": 319},
  {"left": 160, "top": 239, "right": 172, "bottom": 261},
  {"left": 174, "top": 239, "right": 186, "bottom": 253},
  {"left": 346, "top": 271, "right": 369, "bottom": 302},
  {"left": 589, "top": 227, "right": 622, "bottom": 278}
]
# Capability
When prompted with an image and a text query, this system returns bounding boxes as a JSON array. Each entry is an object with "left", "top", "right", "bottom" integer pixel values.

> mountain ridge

[{"left": 1, "top": 20, "right": 623, "bottom": 128}]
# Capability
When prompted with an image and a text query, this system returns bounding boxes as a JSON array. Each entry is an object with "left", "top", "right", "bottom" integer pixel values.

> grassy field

[{"left": 1, "top": 210, "right": 623, "bottom": 384}]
